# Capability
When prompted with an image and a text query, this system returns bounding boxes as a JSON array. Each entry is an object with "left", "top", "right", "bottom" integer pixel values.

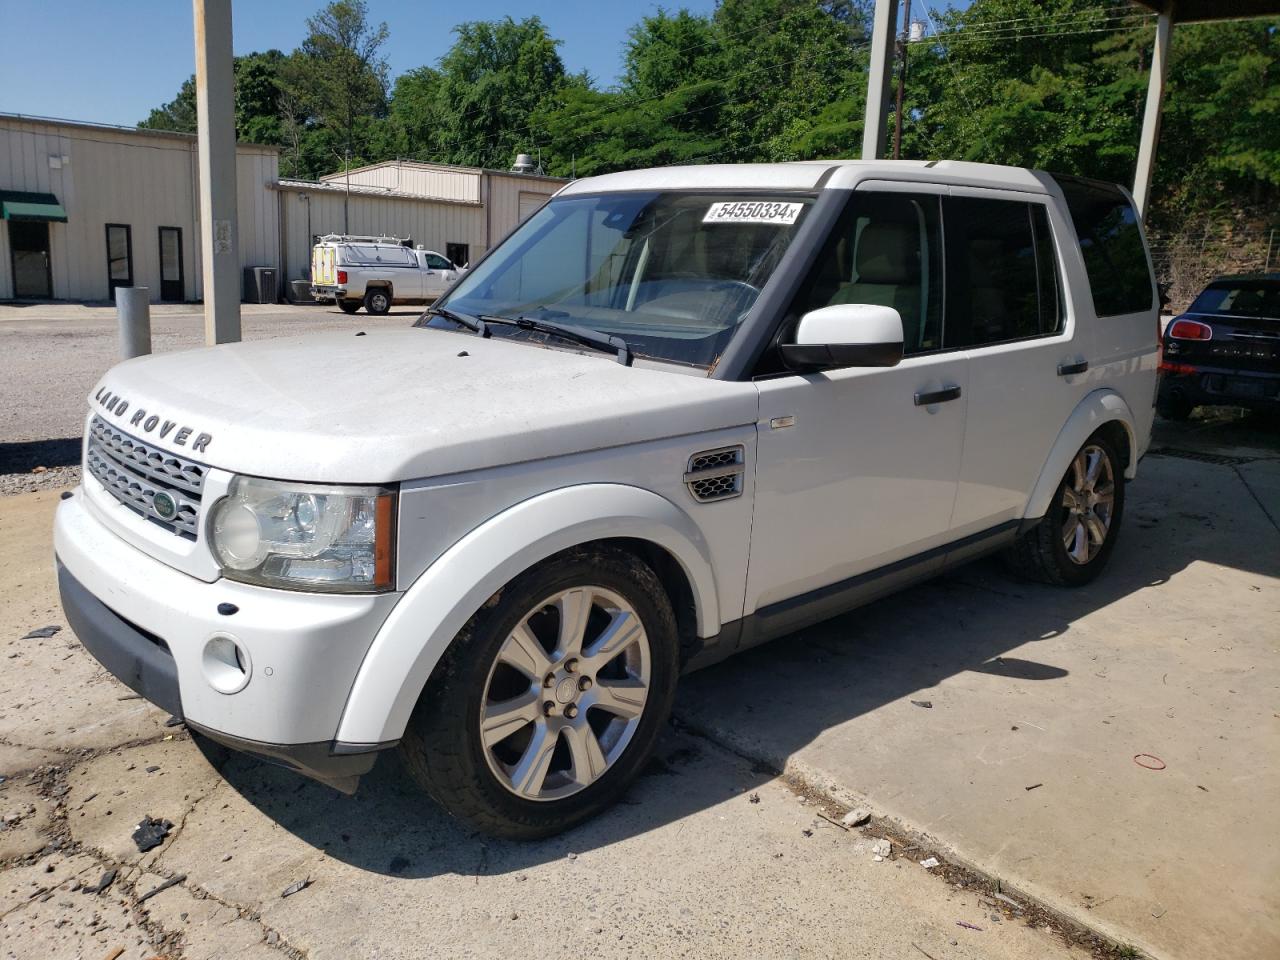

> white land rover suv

[{"left": 56, "top": 161, "right": 1158, "bottom": 838}]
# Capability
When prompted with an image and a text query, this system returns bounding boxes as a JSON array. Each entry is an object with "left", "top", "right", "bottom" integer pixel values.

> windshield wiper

[
  {"left": 427, "top": 304, "right": 489, "bottom": 338},
  {"left": 480, "top": 312, "right": 633, "bottom": 366}
]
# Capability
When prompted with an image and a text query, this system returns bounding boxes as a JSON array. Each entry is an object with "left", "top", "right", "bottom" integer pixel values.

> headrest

[{"left": 855, "top": 222, "right": 918, "bottom": 285}]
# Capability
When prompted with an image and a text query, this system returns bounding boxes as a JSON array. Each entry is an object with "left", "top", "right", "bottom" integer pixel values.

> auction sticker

[{"left": 703, "top": 201, "right": 804, "bottom": 225}]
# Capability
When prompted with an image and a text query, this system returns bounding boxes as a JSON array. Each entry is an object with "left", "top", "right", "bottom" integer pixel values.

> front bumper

[{"left": 54, "top": 490, "right": 401, "bottom": 791}]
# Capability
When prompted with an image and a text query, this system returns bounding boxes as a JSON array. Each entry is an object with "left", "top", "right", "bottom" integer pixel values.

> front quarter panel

[{"left": 337, "top": 483, "right": 724, "bottom": 745}]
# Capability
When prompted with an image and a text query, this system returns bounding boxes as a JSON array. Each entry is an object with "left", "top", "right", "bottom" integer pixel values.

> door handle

[
  {"left": 914, "top": 385, "right": 962, "bottom": 406},
  {"left": 1057, "top": 360, "right": 1088, "bottom": 376}
]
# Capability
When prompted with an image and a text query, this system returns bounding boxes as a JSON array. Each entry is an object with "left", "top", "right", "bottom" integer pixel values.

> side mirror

[{"left": 779, "top": 304, "right": 905, "bottom": 371}]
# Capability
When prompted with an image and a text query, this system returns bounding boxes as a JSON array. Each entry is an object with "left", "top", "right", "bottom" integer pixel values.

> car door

[
  {"left": 423, "top": 252, "right": 455, "bottom": 298},
  {"left": 747, "top": 184, "right": 969, "bottom": 618},
  {"left": 942, "top": 188, "right": 1094, "bottom": 536}
]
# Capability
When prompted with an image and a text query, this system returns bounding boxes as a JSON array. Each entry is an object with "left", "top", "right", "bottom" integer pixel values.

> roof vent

[{"left": 511, "top": 153, "right": 535, "bottom": 174}]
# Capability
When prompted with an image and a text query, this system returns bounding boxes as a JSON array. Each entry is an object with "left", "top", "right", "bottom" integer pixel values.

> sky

[{"left": 0, "top": 0, "right": 722, "bottom": 128}]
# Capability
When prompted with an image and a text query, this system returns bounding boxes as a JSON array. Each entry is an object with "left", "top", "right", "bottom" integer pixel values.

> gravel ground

[{"left": 0, "top": 302, "right": 415, "bottom": 494}]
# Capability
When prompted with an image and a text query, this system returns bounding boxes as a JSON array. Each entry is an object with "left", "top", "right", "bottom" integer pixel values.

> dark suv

[{"left": 1158, "top": 274, "right": 1280, "bottom": 419}]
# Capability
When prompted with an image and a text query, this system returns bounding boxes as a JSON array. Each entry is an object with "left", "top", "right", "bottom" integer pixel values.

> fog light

[{"left": 202, "top": 633, "right": 252, "bottom": 694}]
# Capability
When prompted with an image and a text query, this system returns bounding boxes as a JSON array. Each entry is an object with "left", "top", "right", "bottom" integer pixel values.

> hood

[{"left": 88, "top": 329, "right": 760, "bottom": 483}]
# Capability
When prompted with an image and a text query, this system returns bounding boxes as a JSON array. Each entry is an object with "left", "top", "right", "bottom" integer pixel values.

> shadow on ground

[
  {"left": 193, "top": 412, "right": 1280, "bottom": 882},
  {"left": 0, "top": 438, "right": 80, "bottom": 473}
]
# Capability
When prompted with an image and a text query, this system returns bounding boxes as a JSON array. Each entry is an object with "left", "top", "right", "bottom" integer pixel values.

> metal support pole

[
  {"left": 1133, "top": 11, "right": 1172, "bottom": 221},
  {"left": 893, "top": 0, "right": 911, "bottom": 160},
  {"left": 193, "top": 0, "right": 241, "bottom": 344},
  {"left": 115, "top": 286, "right": 151, "bottom": 359},
  {"left": 862, "top": 0, "right": 900, "bottom": 160}
]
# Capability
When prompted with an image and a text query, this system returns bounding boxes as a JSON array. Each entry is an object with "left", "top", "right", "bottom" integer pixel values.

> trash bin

[
  {"left": 242, "top": 266, "right": 277, "bottom": 304},
  {"left": 290, "top": 279, "right": 314, "bottom": 303}
]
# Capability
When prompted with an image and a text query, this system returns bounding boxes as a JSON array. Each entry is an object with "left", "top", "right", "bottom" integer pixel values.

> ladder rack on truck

[{"left": 316, "top": 234, "right": 411, "bottom": 246}]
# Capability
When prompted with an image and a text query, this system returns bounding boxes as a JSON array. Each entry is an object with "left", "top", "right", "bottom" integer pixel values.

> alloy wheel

[
  {"left": 479, "top": 586, "right": 651, "bottom": 802},
  {"left": 1061, "top": 443, "right": 1116, "bottom": 565}
]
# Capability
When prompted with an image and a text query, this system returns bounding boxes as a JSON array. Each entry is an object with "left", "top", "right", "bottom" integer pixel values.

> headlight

[{"left": 208, "top": 476, "right": 395, "bottom": 593}]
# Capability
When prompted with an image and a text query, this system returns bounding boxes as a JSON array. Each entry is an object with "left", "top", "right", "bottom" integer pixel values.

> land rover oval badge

[{"left": 152, "top": 492, "right": 177, "bottom": 521}]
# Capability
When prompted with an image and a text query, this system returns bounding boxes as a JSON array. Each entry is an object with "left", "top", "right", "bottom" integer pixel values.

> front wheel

[
  {"left": 400, "top": 546, "right": 679, "bottom": 839},
  {"left": 1005, "top": 432, "right": 1126, "bottom": 586}
]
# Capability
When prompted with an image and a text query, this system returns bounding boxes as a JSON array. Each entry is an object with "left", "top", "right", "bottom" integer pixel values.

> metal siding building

[
  {"left": 0, "top": 114, "right": 278, "bottom": 302},
  {"left": 1, "top": 115, "right": 566, "bottom": 303}
]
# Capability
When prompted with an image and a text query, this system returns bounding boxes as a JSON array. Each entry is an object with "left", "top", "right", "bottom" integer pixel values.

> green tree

[
  {"left": 139, "top": 76, "right": 198, "bottom": 133},
  {"left": 418, "top": 16, "right": 571, "bottom": 168},
  {"left": 711, "top": 0, "right": 871, "bottom": 161},
  {"left": 382, "top": 66, "right": 445, "bottom": 158},
  {"left": 139, "top": 50, "right": 288, "bottom": 144},
  {"left": 294, "top": 0, "right": 390, "bottom": 165}
]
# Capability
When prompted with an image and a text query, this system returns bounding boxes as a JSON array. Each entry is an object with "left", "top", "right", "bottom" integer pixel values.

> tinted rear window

[
  {"left": 1188, "top": 281, "right": 1280, "bottom": 319},
  {"left": 942, "top": 197, "right": 1063, "bottom": 347},
  {"left": 1052, "top": 175, "right": 1153, "bottom": 317}
]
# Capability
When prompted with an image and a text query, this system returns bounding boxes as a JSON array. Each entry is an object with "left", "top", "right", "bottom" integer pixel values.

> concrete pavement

[{"left": 678, "top": 449, "right": 1280, "bottom": 960}]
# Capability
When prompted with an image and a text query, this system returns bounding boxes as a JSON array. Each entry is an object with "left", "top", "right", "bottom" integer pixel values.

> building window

[
  {"left": 446, "top": 243, "right": 470, "bottom": 268},
  {"left": 105, "top": 223, "right": 133, "bottom": 294}
]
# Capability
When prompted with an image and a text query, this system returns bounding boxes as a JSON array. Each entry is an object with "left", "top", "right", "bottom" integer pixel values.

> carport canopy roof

[{"left": 1132, "top": 0, "right": 1280, "bottom": 23}]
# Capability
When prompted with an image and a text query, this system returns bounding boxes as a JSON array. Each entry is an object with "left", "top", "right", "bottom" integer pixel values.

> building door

[
  {"left": 105, "top": 223, "right": 133, "bottom": 295},
  {"left": 518, "top": 192, "right": 546, "bottom": 223},
  {"left": 446, "top": 242, "right": 469, "bottom": 268},
  {"left": 9, "top": 221, "right": 52, "bottom": 298},
  {"left": 158, "top": 227, "right": 183, "bottom": 301}
]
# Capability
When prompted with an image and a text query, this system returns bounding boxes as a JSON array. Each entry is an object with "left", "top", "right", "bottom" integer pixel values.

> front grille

[
  {"left": 685, "top": 445, "right": 745, "bottom": 503},
  {"left": 85, "top": 416, "right": 206, "bottom": 539}
]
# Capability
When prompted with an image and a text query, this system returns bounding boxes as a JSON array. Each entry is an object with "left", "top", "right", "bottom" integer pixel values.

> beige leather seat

[{"left": 835, "top": 221, "right": 922, "bottom": 348}]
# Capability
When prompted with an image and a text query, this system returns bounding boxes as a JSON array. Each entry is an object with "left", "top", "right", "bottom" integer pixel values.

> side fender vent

[{"left": 685, "top": 445, "right": 745, "bottom": 503}]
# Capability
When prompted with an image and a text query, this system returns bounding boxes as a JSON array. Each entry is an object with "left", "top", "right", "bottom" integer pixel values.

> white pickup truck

[
  {"left": 310, "top": 234, "right": 463, "bottom": 314},
  {"left": 58, "top": 160, "right": 1157, "bottom": 839}
]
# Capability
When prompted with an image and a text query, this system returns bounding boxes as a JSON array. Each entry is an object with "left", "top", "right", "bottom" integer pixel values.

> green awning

[{"left": 0, "top": 190, "right": 68, "bottom": 222}]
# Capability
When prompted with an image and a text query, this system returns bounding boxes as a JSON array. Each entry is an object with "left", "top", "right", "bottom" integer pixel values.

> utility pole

[
  {"left": 892, "top": 0, "right": 911, "bottom": 160},
  {"left": 332, "top": 147, "right": 351, "bottom": 234},
  {"left": 193, "top": 0, "right": 240, "bottom": 344},
  {"left": 862, "top": 0, "right": 899, "bottom": 160},
  {"left": 1133, "top": 11, "right": 1172, "bottom": 220}
]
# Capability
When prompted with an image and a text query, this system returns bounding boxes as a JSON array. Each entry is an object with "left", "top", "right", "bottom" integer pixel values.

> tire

[
  {"left": 400, "top": 545, "right": 680, "bottom": 840},
  {"left": 337, "top": 299, "right": 361, "bottom": 314},
  {"left": 1005, "top": 431, "right": 1126, "bottom": 587},
  {"left": 1157, "top": 391, "right": 1194, "bottom": 421},
  {"left": 364, "top": 288, "right": 391, "bottom": 315}
]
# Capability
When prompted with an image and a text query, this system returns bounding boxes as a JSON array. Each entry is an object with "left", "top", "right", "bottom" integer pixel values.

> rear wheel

[
  {"left": 337, "top": 299, "right": 361, "bottom": 314},
  {"left": 364, "top": 288, "right": 391, "bottom": 315},
  {"left": 1005, "top": 432, "right": 1125, "bottom": 586},
  {"left": 400, "top": 546, "right": 679, "bottom": 839}
]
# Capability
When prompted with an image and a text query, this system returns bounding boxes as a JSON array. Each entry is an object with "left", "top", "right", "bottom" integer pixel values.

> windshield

[
  {"left": 1189, "top": 281, "right": 1280, "bottom": 320},
  {"left": 430, "top": 191, "right": 813, "bottom": 367}
]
